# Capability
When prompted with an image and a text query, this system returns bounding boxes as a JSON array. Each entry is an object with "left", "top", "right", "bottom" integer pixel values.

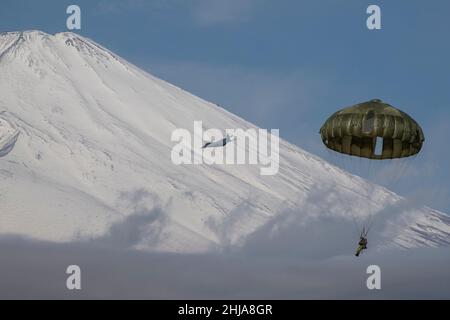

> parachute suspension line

[
  {"left": 388, "top": 157, "right": 413, "bottom": 193},
  {"left": 363, "top": 183, "right": 376, "bottom": 237},
  {"left": 330, "top": 152, "right": 364, "bottom": 237},
  {"left": 363, "top": 157, "right": 370, "bottom": 182},
  {"left": 349, "top": 207, "right": 362, "bottom": 237},
  {"left": 325, "top": 150, "right": 358, "bottom": 237},
  {"left": 363, "top": 156, "right": 416, "bottom": 238},
  {"left": 329, "top": 150, "right": 342, "bottom": 178},
  {"left": 364, "top": 204, "right": 377, "bottom": 236},
  {"left": 358, "top": 155, "right": 364, "bottom": 180},
  {"left": 326, "top": 150, "right": 361, "bottom": 238},
  {"left": 348, "top": 202, "right": 362, "bottom": 237},
  {"left": 366, "top": 215, "right": 377, "bottom": 235},
  {"left": 388, "top": 159, "right": 402, "bottom": 188},
  {"left": 368, "top": 156, "right": 374, "bottom": 180},
  {"left": 360, "top": 226, "right": 369, "bottom": 238},
  {"left": 364, "top": 186, "right": 371, "bottom": 236},
  {"left": 341, "top": 153, "right": 346, "bottom": 170},
  {"left": 333, "top": 150, "right": 341, "bottom": 171},
  {"left": 397, "top": 155, "right": 418, "bottom": 192},
  {"left": 328, "top": 149, "right": 342, "bottom": 175},
  {"left": 341, "top": 154, "right": 376, "bottom": 238},
  {"left": 390, "top": 159, "right": 408, "bottom": 192}
]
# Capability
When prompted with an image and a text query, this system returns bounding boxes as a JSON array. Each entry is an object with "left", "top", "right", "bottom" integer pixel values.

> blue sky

[{"left": 1, "top": 0, "right": 450, "bottom": 211}]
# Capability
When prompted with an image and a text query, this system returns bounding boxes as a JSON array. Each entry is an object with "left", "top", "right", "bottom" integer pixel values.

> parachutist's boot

[{"left": 355, "top": 246, "right": 362, "bottom": 257}]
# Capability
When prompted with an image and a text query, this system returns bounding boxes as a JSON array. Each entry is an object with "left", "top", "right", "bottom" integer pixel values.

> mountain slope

[{"left": 0, "top": 30, "right": 449, "bottom": 252}]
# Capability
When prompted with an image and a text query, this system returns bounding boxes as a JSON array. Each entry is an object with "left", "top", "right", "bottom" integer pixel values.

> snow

[
  {"left": 0, "top": 30, "right": 449, "bottom": 252},
  {"left": 0, "top": 113, "right": 19, "bottom": 157}
]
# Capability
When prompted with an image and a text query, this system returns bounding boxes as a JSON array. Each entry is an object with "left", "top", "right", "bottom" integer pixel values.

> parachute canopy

[{"left": 319, "top": 99, "right": 424, "bottom": 159}]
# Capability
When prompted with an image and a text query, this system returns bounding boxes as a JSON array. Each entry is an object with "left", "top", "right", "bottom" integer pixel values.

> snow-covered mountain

[{"left": 0, "top": 30, "right": 448, "bottom": 253}]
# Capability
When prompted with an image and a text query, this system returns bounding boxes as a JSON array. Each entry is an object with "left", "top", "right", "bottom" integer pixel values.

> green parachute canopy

[{"left": 319, "top": 99, "right": 424, "bottom": 160}]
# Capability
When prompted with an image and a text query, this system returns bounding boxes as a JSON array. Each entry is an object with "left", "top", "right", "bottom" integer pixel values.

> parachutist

[{"left": 355, "top": 236, "right": 368, "bottom": 257}]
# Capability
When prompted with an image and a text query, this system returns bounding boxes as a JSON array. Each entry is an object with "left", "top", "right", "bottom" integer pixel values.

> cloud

[
  {"left": 93, "top": 0, "right": 258, "bottom": 25},
  {"left": 94, "top": 0, "right": 176, "bottom": 16},
  {"left": 94, "top": 0, "right": 147, "bottom": 15},
  {"left": 92, "top": 207, "right": 167, "bottom": 249},
  {"left": 0, "top": 184, "right": 449, "bottom": 299},
  {"left": 237, "top": 182, "right": 443, "bottom": 259},
  {"left": 191, "top": 0, "right": 258, "bottom": 25},
  {"left": 80, "top": 189, "right": 168, "bottom": 250},
  {"left": 205, "top": 193, "right": 266, "bottom": 250},
  {"left": 1, "top": 235, "right": 450, "bottom": 299}
]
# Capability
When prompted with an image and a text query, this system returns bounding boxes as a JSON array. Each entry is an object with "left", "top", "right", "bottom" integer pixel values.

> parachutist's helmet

[{"left": 319, "top": 99, "right": 424, "bottom": 160}]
